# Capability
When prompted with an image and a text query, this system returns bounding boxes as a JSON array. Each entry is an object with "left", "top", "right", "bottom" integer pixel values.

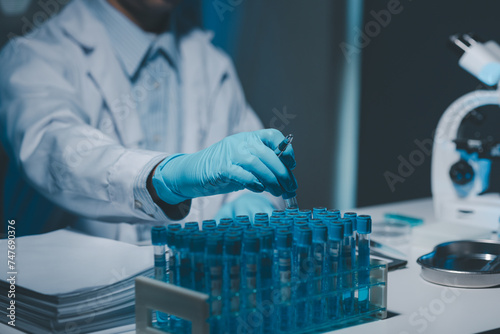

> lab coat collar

[{"left": 56, "top": 0, "right": 144, "bottom": 147}]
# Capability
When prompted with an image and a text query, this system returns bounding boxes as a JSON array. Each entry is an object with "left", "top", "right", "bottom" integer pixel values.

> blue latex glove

[
  {"left": 152, "top": 129, "right": 297, "bottom": 204},
  {"left": 214, "top": 193, "right": 275, "bottom": 222}
]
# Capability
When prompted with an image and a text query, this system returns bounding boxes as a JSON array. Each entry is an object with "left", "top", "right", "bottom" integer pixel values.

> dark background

[
  {"left": 2, "top": 0, "right": 500, "bottom": 226},
  {"left": 357, "top": 0, "right": 500, "bottom": 206}
]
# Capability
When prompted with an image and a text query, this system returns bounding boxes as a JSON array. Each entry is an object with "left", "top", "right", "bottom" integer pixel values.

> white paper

[{"left": 0, "top": 228, "right": 153, "bottom": 295}]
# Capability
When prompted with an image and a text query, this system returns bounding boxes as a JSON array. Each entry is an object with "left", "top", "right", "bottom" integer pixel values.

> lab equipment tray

[
  {"left": 417, "top": 239, "right": 500, "bottom": 288},
  {"left": 135, "top": 260, "right": 387, "bottom": 334}
]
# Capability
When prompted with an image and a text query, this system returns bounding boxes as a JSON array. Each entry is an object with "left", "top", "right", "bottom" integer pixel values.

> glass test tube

[
  {"left": 312, "top": 223, "right": 327, "bottom": 323},
  {"left": 326, "top": 221, "right": 343, "bottom": 320},
  {"left": 276, "top": 229, "right": 293, "bottom": 333},
  {"left": 340, "top": 218, "right": 355, "bottom": 316},
  {"left": 295, "top": 226, "right": 313, "bottom": 329},
  {"left": 357, "top": 215, "right": 372, "bottom": 313}
]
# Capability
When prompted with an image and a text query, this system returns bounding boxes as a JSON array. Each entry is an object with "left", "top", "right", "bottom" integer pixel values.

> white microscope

[{"left": 432, "top": 33, "right": 500, "bottom": 229}]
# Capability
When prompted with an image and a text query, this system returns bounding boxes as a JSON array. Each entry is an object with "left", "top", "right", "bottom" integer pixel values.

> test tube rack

[{"left": 135, "top": 259, "right": 387, "bottom": 334}]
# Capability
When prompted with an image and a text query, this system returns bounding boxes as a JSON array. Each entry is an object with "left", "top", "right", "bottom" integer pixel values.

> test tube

[
  {"left": 242, "top": 231, "right": 261, "bottom": 331},
  {"left": 224, "top": 232, "right": 242, "bottom": 333},
  {"left": 206, "top": 233, "right": 224, "bottom": 333},
  {"left": 275, "top": 230, "right": 293, "bottom": 332},
  {"left": 344, "top": 212, "right": 358, "bottom": 237},
  {"left": 176, "top": 230, "right": 192, "bottom": 334},
  {"left": 190, "top": 232, "right": 207, "bottom": 293},
  {"left": 312, "top": 223, "right": 327, "bottom": 323},
  {"left": 326, "top": 221, "right": 343, "bottom": 319},
  {"left": 295, "top": 226, "right": 313, "bottom": 329},
  {"left": 151, "top": 226, "right": 169, "bottom": 327},
  {"left": 357, "top": 215, "right": 372, "bottom": 312},
  {"left": 340, "top": 218, "right": 355, "bottom": 315},
  {"left": 260, "top": 230, "right": 274, "bottom": 333},
  {"left": 285, "top": 207, "right": 299, "bottom": 214}
]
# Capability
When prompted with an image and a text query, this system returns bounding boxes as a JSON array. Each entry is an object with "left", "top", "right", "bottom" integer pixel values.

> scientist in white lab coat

[{"left": 0, "top": 0, "right": 297, "bottom": 242}]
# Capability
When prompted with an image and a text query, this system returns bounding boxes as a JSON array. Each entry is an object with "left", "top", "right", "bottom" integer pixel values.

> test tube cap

[
  {"left": 255, "top": 212, "right": 269, "bottom": 219},
  {"left": 235, "top": 215, "right": 250, "bottom": 222},
  {"left": 225, "top": 232, "right": 242, "bottom": 255},
  {"left": 276, "top": 229, "right": 293, "bottom": 248},
  {"left": 340, "top": 218, "right": 353, "bottom": 236},
  {"left": 185, "top": 221, "right": 199, "bottom": 230},
  {"left": 189, "top": 232, "right": 207, "bottom": 252},
  {"left": 151, "top": 226, "right": 167, "bottom": 245},
  {"left": 327, "top": 221, "right": 344, "bottom": 240},
  {"left": 243, "top": 233, "right": 260, "bottom": 253},
  {"left": 168, "top": 223, "right": 182, "bottom": 231},
  {"left": 206, "top": 233, "right": 223, "bottom": 254},
  {"left": 357, "top": 215, "right": 372, "bottom": 234},
  {"left": 299, "top": 209, "right": 312, "bottom": 216},
  {"left": 202, "top": 220, "right": 216, "bottom": 228},
  {"left": 272, "top": 210, "right": 286, "bottom": 216},
  {"left": 260, "top": 231, "right": 274, "bottom": 250},
  {"left": 344, "top": 212, "right": 357, "bottom": 231},
  {"left": 254, "top": 217, "right": 269, "bottom": 226},
  {"left": 312, "top": 223, "right": 327, "bottom": 242},
  {"left": 297, "top": 226, "right": 312, "bottom": 245},
  {"left": 327, "top": 209, "right": 341, "bottom": 216},
  {"left": 219, "top": 217, "right": 234, "bottom": 225}
]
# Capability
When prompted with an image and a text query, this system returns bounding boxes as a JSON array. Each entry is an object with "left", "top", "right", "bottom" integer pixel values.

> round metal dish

[{"left": 417, "top": 239, "right": 500, "bottom": 288}]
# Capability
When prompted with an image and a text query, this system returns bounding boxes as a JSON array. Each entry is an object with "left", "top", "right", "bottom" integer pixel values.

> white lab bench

[{"left": 1, "top": 198, "right": 499, "bottom": 334}]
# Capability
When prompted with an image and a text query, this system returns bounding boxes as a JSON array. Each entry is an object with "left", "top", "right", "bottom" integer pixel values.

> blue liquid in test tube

[
  {"left": 224, "top": 232, "right": 243, "bottom": 333},
  {"left": 242, "top": 230, "right": 261, "bottom": 333},
  {"left": 295, "top": 226, "right": 313, "bottom": 329},
  {"left": 275, "top": 229, "right": 293, "bottom": 332},
  {"left": 357, "top": 215, "right": 372, "bottom": 313},
  {"left": 190, "top": 232, "right": 207, "bottom": 293},
  {"left": 312, "top": 223, "right": 327, "bottom": 323},
  {"left": 340, "top": 218, "right": 356, "bottom": 316},
  {"left": 260, "top": 230, "right": 274, "bottom": 333},
  {"left": 326, "top": 221, "right": 343, "bottom": 319},
  {"left": 206, "top": 233, "right": 224, "bottom": 333}
]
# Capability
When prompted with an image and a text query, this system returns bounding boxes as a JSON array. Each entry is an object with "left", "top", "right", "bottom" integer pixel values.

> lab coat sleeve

[{"left": 0, "top": 42, "right": 173, "bottom": 223}]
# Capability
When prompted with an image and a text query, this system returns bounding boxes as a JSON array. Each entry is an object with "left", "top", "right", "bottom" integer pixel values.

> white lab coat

[{"left": 0, "top": 0, "right": 267, "bottom": 242}]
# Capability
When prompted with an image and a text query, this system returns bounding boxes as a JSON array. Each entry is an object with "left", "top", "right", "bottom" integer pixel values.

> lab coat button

[{"left": 134, "top": 200, "right": 143, "bottom": 209}]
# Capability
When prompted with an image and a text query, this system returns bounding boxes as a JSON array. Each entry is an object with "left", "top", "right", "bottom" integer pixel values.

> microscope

[{"left": 432, "top": 33, "right": 500, "bottom": 229}]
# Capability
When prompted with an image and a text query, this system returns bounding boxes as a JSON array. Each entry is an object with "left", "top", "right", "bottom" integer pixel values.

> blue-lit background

[{"left": 2, "top": 0, "right": 500, "bottom": 222}]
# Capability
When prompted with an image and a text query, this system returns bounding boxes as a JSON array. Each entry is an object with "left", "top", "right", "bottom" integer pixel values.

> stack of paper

[{"left": 0, "top": 229, "right": 153, "bottom": 333}]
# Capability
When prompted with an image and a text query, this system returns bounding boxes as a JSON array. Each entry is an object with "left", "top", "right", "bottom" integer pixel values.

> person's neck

[{"left": 107, "top": 0, "right": 171, "bottom": 34}]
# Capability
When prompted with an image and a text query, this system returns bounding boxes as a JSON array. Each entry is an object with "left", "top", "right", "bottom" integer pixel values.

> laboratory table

[{"left": 1, "top": 198, "right": 499, "bottom": 334}]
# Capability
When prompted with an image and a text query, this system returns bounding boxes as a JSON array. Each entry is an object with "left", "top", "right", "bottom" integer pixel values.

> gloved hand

[
  {"left": 215, "top": 193, "right": 275, "bottom": 222},
  {"left": 152, "top": 129, "right": 297, "bottom": 204}
]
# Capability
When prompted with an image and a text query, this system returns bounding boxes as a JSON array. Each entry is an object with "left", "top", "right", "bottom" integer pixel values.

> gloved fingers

[
  {"left": 254, "top": 129, "right": 296, "bottom": 170},
  {"left": 224, "top": 164, "right": 265, "bottom": 193},
  {"left": 234, "top": 155, "right": 283, "bottom": 197},
  {"left": 249, "top": 143, "right": 298, "bottom": 193}
]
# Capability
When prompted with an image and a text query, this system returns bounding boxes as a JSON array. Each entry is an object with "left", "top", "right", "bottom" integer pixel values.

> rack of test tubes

[{"left": 135, "top": 208, "right": 387, "bottom": 334}]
